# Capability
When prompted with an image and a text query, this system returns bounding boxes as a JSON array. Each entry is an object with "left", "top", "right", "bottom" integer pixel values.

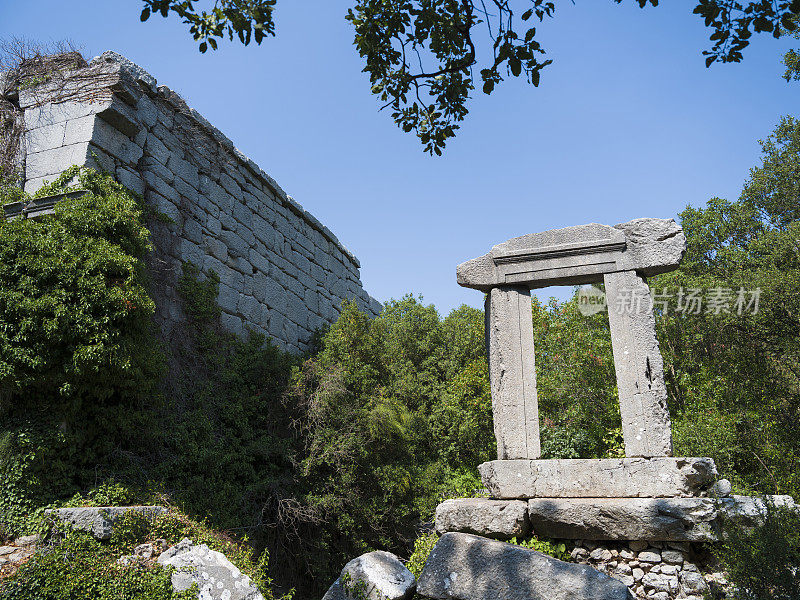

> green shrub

[
  {"left": 406, "top": 531, "right": 438, "bottom": 579},
  {"left": 509, "top": 535, "right": 570, "bottom": 562},
  {"left": 715, "top": 499, "right": 800, "bottom": 600},
  {"left": 0, "top": 167, "right": 163, "bottom": 534},
  {"left": 1, "top": 507, "right": 292, "bottom": 600}
]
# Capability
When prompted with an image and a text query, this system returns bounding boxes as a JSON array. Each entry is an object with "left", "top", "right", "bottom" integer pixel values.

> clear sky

[{"left": 3, "top": 1, "right": 797, "bottom": 314}]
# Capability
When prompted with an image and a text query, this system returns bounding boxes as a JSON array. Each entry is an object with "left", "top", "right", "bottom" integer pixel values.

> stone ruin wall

[{"left": 7, "top": 51, "right": 381, "bottom": 353}]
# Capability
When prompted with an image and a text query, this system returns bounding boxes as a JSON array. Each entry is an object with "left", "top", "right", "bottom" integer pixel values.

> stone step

[{"left": 435, "top": 495, "right": 797, "bottom": 542}]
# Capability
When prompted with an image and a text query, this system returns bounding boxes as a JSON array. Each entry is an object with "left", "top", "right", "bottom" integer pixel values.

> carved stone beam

[{"left": 457, "top": 219, "right": 685, "bottom": 291}]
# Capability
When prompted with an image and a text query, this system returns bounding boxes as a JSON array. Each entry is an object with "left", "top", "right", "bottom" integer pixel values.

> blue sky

[{"left": 3, "top": 1, "right": 797, "bottom": 313}]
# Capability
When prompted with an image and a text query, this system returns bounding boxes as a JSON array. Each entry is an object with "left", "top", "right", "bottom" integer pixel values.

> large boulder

[
  {"left": 435, "top": 499, "right": 529, "bottom": 539},
  {"left": 44, "top": 506, "right": 166, "bottom": 540},
  {"left": 322, "top": 551, "right": 415, "bottom": 600},
  {"left": 417, "top": 532, "right": 634, "bottom": 600},
  {"left": 157, "top": 538, "right": 264, "bottom": 600}
]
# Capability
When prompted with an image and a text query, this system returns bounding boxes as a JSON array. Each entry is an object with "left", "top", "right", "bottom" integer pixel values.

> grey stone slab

[
  {"left": 526, "top": 498, "right": 719, "bottom": 541},
  {"left": 137, "top": 94, "right": 158, "bottom": 128},
  {"left": 25, "top": 142, "right": 91, "bottom": 179},
  {"left": 145, "top": 132, "right": 171, "bottom": 165},
  {"left": 457, "top": 219, "right": 685, "bottom": 291},
  {"left": 478, "top": 457, "right": 718, "bottom": 499},
  {"left": 144, "top": 173, "right": 178, "bottom": 203},
  {"left": 168, "top": 155, "right": 199, "bottom": 189},
  {"left": 718, "top": 494, "right": 797, "bottom": 525},
  {"left": 116, "top": 167, "right": 144, "bottom": 196},
  {"left": 25, "top": 122, "right": 66, "bottom": 154},
  {"left": 96, "top": 98, "right": 141, "bottom": 138},
  {"left": 486, "top": 286, "right": 540, "bottom": 459},
  {"left": 604, "top": 270, "right": 673, "bottom": 457},
  {"left": 158, "top": 538, "right": 264, "bottom": 600},
  {"left": 435, "top": 498, "right": 529, "bottom": 539},
  {"left": 44, "top": 506, "right": 165, "bottom": 540},
  {"left": 91, "top": 118, "right": 143, "bottom": 165},
  {"left": 417, "top": 532, "right": 633, "bottom": 600},
  {"left": 90, "top": 51, "right": 158, "bottom": 93},
  {"left": 613, "top": 218, "right": 686, "bottom": 275}
]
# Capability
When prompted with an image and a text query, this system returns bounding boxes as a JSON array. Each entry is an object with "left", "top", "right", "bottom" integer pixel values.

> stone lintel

[
  {"left": 486, "top": 286, "right": 540, "bottom": 459},
  {"left": 457, "top": 218, "right": 685, "bottom": 291},
  {"left": 478, "top": 458, "right": 718, "bottom": 499}
]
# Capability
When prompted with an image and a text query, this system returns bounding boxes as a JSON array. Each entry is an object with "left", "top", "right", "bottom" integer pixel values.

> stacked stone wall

[
  {"left": 569, "top": 539, "right": 724, "bottom": 600},
  {"left": 15, "top": 51, "right": 380, "bottom": 352}
]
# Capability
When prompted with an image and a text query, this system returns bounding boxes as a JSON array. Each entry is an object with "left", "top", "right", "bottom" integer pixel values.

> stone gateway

[{"left": 458, "top": 218, "right": 685, "bottom": 460}]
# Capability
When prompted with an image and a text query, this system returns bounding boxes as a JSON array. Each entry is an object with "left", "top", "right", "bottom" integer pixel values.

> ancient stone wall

[{"left": 13, "top": 51, "right": 380, "bottom": 352}]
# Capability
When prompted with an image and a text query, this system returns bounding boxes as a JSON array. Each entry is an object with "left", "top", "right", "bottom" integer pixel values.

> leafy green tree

[
  {"left": 654, "top": 116, "right": 800, "bottom": 496},
  {"left": 140, "top": 0, "right": 800, "bottom": 154}
]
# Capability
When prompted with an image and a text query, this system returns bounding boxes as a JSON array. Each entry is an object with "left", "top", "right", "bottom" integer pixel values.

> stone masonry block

[
  {"left": 435, "top": 499, "right": 529, "bottom": 539},
  {"left": 479, "top": 457, "right": 718, "bottom": 499},
  {"left": 605, "top": 270, "right": 673, "bottom": 457},
  {"left": 25, "top": 142, "right": 91, "bottom": 180},
  {"left": 91, "top": 118, "right": 143, "bottom": 165},
  {"left": 62, "top": 114, "right": 96, "bottom": 147},
  {"left": 25, "top": 122, "right": 66, "bottom": 154}
]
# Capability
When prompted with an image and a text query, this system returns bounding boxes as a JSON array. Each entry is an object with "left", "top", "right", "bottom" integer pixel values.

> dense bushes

[
  {"left": 1, "top": 499, "right": 290, "bottom": 600},
  {"left": 0, "top": 167, "right": 162, "bottom": 534},
  {"left": 1, "top": 115, "right": 799, "bottom": 598},
  {"left": 715, "top": 499, "right": 800, "bottom": 600}
]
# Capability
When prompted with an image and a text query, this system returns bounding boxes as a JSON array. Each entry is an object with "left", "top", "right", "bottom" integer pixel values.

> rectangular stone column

[
  {"left": 604, "top": 271, "right": 673, "bottom": 457},
  {"left": 485, "top": 286, "right": 540, "bottom": 459}
]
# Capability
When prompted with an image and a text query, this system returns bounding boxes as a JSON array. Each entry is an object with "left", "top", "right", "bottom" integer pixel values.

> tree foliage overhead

[{"left": 140, "top": 0, "right": 800, "bottom": 154}]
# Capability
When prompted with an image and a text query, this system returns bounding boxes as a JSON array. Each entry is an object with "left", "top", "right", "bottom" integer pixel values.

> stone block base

[
  {"left": 478, "top": 457, "right": 717, "bottom": 499},
  {"left": 44, "top": 505, "right": 166, "bottom": 540},
  {"left": 434, "top": 498, "right": 529, "bottom": 539},
  {"left": 435, "top": 495, "right": 796, "bottom": 542}
]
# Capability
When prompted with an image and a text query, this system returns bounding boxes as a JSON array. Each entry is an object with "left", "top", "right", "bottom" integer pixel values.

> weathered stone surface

[
  {"left": 435, "top": 498, "right": 529, "bottom": 539},
  {"left": 613, "top": 217, "right": 686, "bottom": 275},
  {"left": 525, "top": 495, "right": 797, "bottom": 542},
  {"left": 526, "top": 498, "right": 718, "bottom": 541},
  {"left": 44, "top": 506, "right": 166, "bottom": 540},
  {"left": 338, "top": 551, "right": 415, "bottom": 600},
  {"left": 18, "top": 49, "right": 382, "bottom": 354},
  {"left": 604, "top": 270, "right": 672, "bottom": 457},
  {"left": 322, "top": 579, "right": 347, "bottom": 600},
  {"left": 719, "top": 494, "right": 797, "bottom": 525},
  {"left": 486, "top": 286, "right": 540, "bottom": 459},
  {"left": 457, "top": 219, "right": 685, "bottom": 291},
  {"left": 709, "top": 479, "right": 732, "bottom": 498},
  {"left": 478, "top": 457, "right": 718, "bottom": 499},
  {"left": 158, "top": 538, "right": 264, "bottom": 599},
  {"left": 417, "top": 532, "right": 634, "bottom": 600}
]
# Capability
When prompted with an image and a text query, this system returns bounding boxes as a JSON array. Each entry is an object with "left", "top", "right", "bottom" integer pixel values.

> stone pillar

[
  {"left": 604, "top": 271, "right": 673, "bottom": 457},
  {"left": 485, "top": 286, "right": 540, "bottom": 460}
]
